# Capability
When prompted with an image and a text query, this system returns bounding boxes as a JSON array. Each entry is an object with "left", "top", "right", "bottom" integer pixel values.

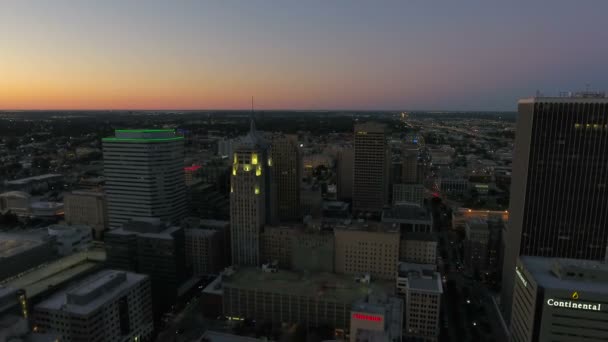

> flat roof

[
  {"left": 0, "top": 232, "right": 48, "bottom": 259},
  {"left": 520, "top": 256, "right": 608, "bottom": 294},
  {"left": 382, "top": 205, "right": 431, "bottom": 223},
  {"left": 200, "top": 331, "right": 263, "bottom": 342},
  {"left": 35, "top": 269, "right": 147, "bottom": 315},
  {"left": 5, "top": 174, "right": 63, "bottom": 185},
  {"left": 403, "top": 232, "right": 438, "bottom": 242},
  {"left": 108, "top": 224, "right": 180, "bottom": 240},
  {"left": 398, "top": 263, "right": 442, "bottom": 294},
  {"left": 520, "top": 96, "right": 608, "bottom": 104},
  {"left": 224, "top": 267, "right": 394, "bottom": 303},
  {"left": 1, "top": 249, "right": 106, "bottom": 298}
]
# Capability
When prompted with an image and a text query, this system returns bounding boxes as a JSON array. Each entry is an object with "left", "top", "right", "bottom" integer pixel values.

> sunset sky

[{"left": 1, "top": 1, "right": 607, "bottom": 111}]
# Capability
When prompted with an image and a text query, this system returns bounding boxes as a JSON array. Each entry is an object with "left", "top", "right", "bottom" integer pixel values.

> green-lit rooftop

[{"left": 102, "top": 128, "right": 184, "bottom": 142}]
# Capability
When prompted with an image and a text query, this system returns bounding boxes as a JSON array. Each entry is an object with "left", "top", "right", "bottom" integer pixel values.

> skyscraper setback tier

[
  {"left": 102, "top": 129, "right": 187, "bottom": 229},
  {"left": 353, "top": 122, "right": 389, "bottom": 215},
  {"left": 502, "top": 96, "right": 608, "bottom": 321}
]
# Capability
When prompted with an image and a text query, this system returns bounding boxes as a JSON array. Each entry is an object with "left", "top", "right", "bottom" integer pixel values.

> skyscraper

[
  {"left": 230, "top": 120, "right": 270, "bottom": 266},
  {"left": 102, "top": 129, "right": 187, "bottom": 229},
  {"left": 502, "top": 95, "right": 608, "bottom": 321},
  {"left": 270, "top": 134, "right": 301, "bottom": 222},
  {"left": 337, "top": 147, "right": 354, "bottom": 201},
  {"left": 353, "top": 122, "right": 389, "bottom": 215}
]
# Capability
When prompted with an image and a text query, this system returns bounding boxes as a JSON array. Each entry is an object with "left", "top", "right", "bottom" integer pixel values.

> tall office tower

[
  {"left": 353, "top": 122, "right": 389, "bottom": 215},
  {"left": 270, "top": 134, "right": 301, "bottom": 222},
  {"left": 102, "top": 129, "right": 187, "bottom": 229},
  {"left": 230, "top": 120, "right": 270, "bottom": 266},
  {"left": 337, "top": 148, "right": 354, "bottom": 201},
  {"left": 502, "top": 95, "right": 608, "bottom": 321}
]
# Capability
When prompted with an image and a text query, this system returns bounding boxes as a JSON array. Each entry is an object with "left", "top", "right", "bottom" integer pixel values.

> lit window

[{"left": 252, "top": 153, "right": 258, "bottom": 165}]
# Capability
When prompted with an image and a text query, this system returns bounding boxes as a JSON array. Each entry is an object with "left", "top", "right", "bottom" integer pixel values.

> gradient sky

[{"left": 1, "top": 1, "right": 607, "bottom": 111}]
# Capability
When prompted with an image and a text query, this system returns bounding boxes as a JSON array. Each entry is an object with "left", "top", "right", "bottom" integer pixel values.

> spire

[{"left": 250, "top": 96, "right": 256, "bottom": 133}]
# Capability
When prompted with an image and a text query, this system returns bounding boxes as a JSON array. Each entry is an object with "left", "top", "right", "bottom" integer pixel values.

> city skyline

[{"left": 2, "top": 1, "right": 608, "bottom": 111}]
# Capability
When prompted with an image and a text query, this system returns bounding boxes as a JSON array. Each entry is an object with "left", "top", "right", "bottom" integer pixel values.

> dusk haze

[{"left": 2, "top": 0, "right": 607, "bottom": 111}]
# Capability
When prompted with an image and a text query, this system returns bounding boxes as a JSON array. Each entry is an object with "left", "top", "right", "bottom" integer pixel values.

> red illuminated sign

[
  {"left": 353, "top": 313, "right": 383, "bottom": 322},
  {"left": 184, "top": 165, "right": 202, "bottom": 172}
]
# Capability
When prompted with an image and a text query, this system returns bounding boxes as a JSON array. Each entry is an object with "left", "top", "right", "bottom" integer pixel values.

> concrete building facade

[
  {"left": 33, "top": 270, "right": 153, "bottom": 342},
  {"left": 102, "top": 129, "right": 187, "bottom": 229},
  {"left": 334, "top": 223, "right": 399, "bottom": 280},
  {"left": 63, "top": 190, "right": 107, "bottom": 240},
  {"left": 230, "top": 121, "right": 270, "bottom": 266}
]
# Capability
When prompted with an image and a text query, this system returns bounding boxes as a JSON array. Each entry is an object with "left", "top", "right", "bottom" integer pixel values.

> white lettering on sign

[{"left": 546, "top": 299, "right": 602, "bottom": 312}]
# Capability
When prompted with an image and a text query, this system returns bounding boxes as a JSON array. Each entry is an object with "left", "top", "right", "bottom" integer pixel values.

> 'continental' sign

[{"left": 546, "top": 299, "right": 602, "bottom": 311}]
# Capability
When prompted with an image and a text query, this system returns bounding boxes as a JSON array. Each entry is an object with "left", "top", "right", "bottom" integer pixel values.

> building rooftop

[
  {"left": 224, "top": 267, "right": 394, "bottom": 303},
  {"left": 0, "top": 248, "right": 106, "bottom": 298},
  {"left": 402, "top": 232, "right": 438, "bottom": 242},
  {"left": 382, "top": 204, "right": 431, "bottom": 223},
  {"left": 35, "top": 269, "right": 147, "bottom": 315},
  {"left": 199, "top": 331, "right": 263, "bottom": 342},
  {"left": 0, "top": 232, "right": 49, "bottom": 259},
  {"left": 102, "top": 129, "right": 183, "bottom": 143},
  {"left": 109, "top": 218, "right": 180, "bottom": 240},
  {"left": 0, "top": 191, "right": 30, "bottom": 199},
  {"left": 334, "top": 220, "right": 399, "bottom": 234},
  {"left": 520, "top": 256, "right": 608, "bottom": 294},
  {"left": 5, "top": 174, "right": 63, "bottom": 186},
  {"left": 398, "top": 263, "right": 442, "bottom": 294}
]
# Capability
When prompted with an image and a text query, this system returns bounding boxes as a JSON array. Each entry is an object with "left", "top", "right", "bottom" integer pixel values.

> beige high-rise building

[
  {"left": 269, "top": 135, "right": 301, "bottom": 222},
  {"left": 64, "top": 190, "right": 107, "bottom": 239},
  {"left": 353, "top": 123, "right": 389, "bottom": 215},
  {"left": 230, "top": 120, "right": 269, "bottom": 266},
  {"left": 334, "top": 222, "right": 399, "bottom": 280}
]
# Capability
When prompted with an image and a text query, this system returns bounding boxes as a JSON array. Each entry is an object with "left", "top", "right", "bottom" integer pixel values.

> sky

[{"left": 1, "top": 1, "right": 607, "bottom": 111}]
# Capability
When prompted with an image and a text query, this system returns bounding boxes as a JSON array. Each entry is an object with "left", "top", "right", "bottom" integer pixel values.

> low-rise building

[
  {"left": 451, "top": 208, "right": 508, "bottom": 230},
  {"left": 334, "top": 222, "right": 400, "bottom": 280},
  {"left": 222, "top": 267, "right": 395, "bottom": 336},
  {"left": 400, "top": 232, "right": 438, "bottom": 265},
  {"left": 33, "top": 270, "right": 154, "bottom": 342},
  {"left": 0, "top": 231, "right": 56, "bottom": 281},
  {"left": 382, "top": 204, "right": 433, "bottom": 233},
  {"left": 63, "top": 190, "right": 107, "bottom": 240},
  {"left": 0, "top": 191, "right": 31, "bottom": 216},
  {"left": 47, "top": 224, "right": 92, "bottom": 256},
  {"left": 350, "top": 295, "right": 403, "bottom": 342},
  {"left": 392, "top": 183, "right": 425, "bottom": 207},
  {"left": 397, "top": 262, "right": 443, "bottom": 341}
]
